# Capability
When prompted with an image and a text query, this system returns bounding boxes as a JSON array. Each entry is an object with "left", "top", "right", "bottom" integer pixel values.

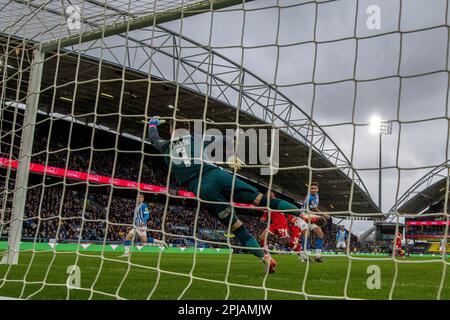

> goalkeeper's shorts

[{"left": 186, "top": 168, "right": 260, "bottom": 227}]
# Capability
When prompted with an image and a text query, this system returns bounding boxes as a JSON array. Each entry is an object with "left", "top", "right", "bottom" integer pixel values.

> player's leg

[
  {"left": 337, "top": 241, "right": 346, "bottom": 254},
  {"left": 215, "top": 206, "right": 264, "bottom": 260},
  {"left": 142, "top": 231, "right": 169, "bottom": 248},
  {"left": 122, "top": 228, "right": 134, "bottom": 257},
  {"left": 138, "top": 229, "right": 168, "bottom": 248},
  {"left": 288, "top": 226, "right": 299, "bottom": 251},
  {"left": 278, "top": 228, "right": 290, "bottom": 249},
  {"left": 259, "top": 227, "right": 270, "bottom": 249},
  {"left": 310, "top": 225, "right": 325, "bottom": 262},
  {"left": 150, "top": 237, "right": 169, "bottom": 248},
  {"left": 188, "top": 173, "right": 276, "bottom": 272},
  {"left": 202, "top": 169, "right": 305, "bottom": 218},
  {"left": 293, "top": 219, "right": 310, "bottom": 262},
  {"left": 215, "top": 205, "right": 276, "bottom": 273}
]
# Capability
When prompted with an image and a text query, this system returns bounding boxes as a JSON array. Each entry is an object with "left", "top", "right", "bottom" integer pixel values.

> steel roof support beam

[{"left": 40, "top": 0, "right": 256, "bottom": 52}]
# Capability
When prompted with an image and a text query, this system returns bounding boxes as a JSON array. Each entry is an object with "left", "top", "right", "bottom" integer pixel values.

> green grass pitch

[{"left": 0, "top": 251, "right": 449, "bottom": 300}]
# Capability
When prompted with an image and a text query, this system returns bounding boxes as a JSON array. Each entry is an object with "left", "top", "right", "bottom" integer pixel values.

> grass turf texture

[{"left": 0, "top": 251, "right": 449, "bottom": 300}]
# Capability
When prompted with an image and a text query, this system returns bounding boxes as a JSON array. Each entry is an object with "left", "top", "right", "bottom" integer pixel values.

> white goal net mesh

[{"left": 0, "top": 0, "right": 449, "bottom": 300}]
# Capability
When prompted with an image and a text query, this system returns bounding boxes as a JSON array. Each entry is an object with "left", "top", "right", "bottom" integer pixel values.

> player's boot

[
  {"left": 315, "top": 256, "right": 324, "bottom": 263},
  {"left": 263, "top": 254, "right": 277, "bottom": 274},
  {"left": 161, "top": 240, "right": 169, "bottom": 249},
  {"left": 299, "top": 251, "right": 310, "bottom": 262},
  {"left": 299, "top": 252, "right": 306, "bottom": 262}
]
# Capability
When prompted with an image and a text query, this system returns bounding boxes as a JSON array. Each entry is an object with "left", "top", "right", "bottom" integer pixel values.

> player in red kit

[
  {"left": 259, "top": 192, "right": 325, "bottom": 254},
  {"left": 287, "top": 215, "right": 302, "bottom": 252},
  {"left": 260, "top": 209, "right": 290, "bottom": 248},
  {"left": 260, "top": 192, "right": 290, "bottom": 249},
  {"left": 394, "top": 231, "right": 405, "bottom": 257}
]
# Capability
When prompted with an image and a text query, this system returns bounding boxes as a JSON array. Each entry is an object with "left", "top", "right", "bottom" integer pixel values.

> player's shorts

[
  {"left": 128, "top": 227, "right": 147, "bottom": 237},
  {"left": 440, "top": 246, "right": 446, "bottom": 252},
  {"left": 268, "top": 224, "right": 289, "bottom": 238},
  {"left": 308, "top": 223, "right": 320, "bottom": 231},
  {"left": 336, "top": 241, "right": 346, "bottom": 249},
  {"left": 295, "top": 219, "right": 308, "bottom": 231},
  {"left": 186, "top": 168, "right": 260, "bottom": 227}
]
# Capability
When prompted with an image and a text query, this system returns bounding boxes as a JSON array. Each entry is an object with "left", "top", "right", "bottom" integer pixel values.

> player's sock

[
  {"left": 233, "top": 225, "right": 265, "bottom": 260},
  {"left": 288, "top": 240, "right": 295, "bottom": 250},
  {"left": 315, "top": 238, "right": 323, "bottom": 257},
  {"left": 260, "top": 197, "right": 295, "bottom": 212},
  {"left": 302, "top": 237, "right": 309, "bottom": 253},
  {"left": 124, "top": 240, "right": 131, "bottom": 255}
]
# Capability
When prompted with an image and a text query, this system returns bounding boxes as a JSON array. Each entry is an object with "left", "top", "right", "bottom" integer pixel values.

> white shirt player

[
  {"left": 336, "top": 228, "right": 348, "bottom": 249},
  {"left": 132, "top": 202, "right": 150, "bottom": 237},
  {"left": 440, "top": 237, "right": 447, "bottom": 253}
]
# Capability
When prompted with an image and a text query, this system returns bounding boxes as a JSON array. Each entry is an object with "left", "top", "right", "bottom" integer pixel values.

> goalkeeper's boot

[{"left": 263, "top": 254, "right": 277, "bottom": 274}]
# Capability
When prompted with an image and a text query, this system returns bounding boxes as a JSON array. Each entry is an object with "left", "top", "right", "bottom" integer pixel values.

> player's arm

[
  {"left": 311, "top": 206, "right": 331, "bottom": 221},
  {"left": 147, "top": 118, "right": 168, "bottom": 153},
  {"left": 299, "top": 212, "right": 322, "bottom": 224},
  {"left": 143, "top": 206, "right": 150, "bottom": 226},
  {"left": 260, "top": 210, "right": 268, "bottom": 223}
]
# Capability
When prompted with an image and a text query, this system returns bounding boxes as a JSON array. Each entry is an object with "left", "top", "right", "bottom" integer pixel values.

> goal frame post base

[{"left": 0, "top": 250, "right": 19, "bottom": 265}]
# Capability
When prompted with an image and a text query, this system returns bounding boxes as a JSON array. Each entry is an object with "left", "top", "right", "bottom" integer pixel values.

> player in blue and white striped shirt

[
  {"left": 121, "top": 193, "right": 167, "bottom": 257},
  {"left": 301, "top": 182, "right": 330, "bottom": 262}
]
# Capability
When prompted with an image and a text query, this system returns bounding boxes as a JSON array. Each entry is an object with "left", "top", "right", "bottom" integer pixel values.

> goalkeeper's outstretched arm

[{"left": 147, "top": 118, "right": 168, "bottom": 153}]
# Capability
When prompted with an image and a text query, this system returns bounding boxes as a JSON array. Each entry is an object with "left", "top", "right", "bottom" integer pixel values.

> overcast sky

[{"left": 156, "top": 0, "right": 450, "bottom": 233}]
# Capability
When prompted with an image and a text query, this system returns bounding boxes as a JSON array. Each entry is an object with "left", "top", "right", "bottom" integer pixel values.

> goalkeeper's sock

[
  {"left": 315, "top": 238, "right": 324, "bottom": 257},
  {"left": 260, "top": 197, "right": 296, "bottom": 211},
  {"left": 233, "top": 225, "right": 265, "bottom": 260},
  {"left": 124, "top": 240, "right": 131, "bottom": 255}
]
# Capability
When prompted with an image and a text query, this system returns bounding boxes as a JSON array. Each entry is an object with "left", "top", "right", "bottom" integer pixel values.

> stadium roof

[
  {"left": 0, "top": 1, "right": 380, "bottom": 217},
  {"left": 391, "top": 160, "right": 450, "bottom": 215}
]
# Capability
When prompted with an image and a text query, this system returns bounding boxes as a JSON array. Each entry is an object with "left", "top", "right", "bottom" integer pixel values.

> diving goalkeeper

[{"left": 147, "top": 118, "right": 324, "bottom": 273}]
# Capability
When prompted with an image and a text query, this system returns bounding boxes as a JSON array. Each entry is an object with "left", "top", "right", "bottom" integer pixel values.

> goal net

[{"left": 0, "top": 0, "right": 449, "bottom": 300}]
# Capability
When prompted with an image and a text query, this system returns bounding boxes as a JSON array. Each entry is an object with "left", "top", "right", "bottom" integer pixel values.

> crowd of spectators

[
  {"left": 31, "top": 134, "right": 175, "bottom": 188},
  {"left": 0, "top": 182, "right": 367, "bottom": 252}
]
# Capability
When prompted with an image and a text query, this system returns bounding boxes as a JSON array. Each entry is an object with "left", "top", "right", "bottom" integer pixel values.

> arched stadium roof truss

[
  {"left": 0, "top": 0, "right": 379, "bottom": 216},
  {"left": 391, "top": 160, "right": 450, "bottom": 215}
]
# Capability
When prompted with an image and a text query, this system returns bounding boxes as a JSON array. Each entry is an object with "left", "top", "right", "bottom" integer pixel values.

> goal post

[{"left": 1, "top": 48, "right": 44, "bottom": 265}]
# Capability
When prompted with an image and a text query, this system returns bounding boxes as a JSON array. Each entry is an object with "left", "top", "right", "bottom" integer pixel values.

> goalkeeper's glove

[
  {"left": 227, "top": 155, "right": 245, "bottom": 171},
  {"left": 148, "top": 118, "right": 162, "bottom": 127}
]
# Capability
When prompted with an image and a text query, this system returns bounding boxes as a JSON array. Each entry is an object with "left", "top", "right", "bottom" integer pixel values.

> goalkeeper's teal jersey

[{"left": 160, "top": 134, "right": 218, "bottom": 185}]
